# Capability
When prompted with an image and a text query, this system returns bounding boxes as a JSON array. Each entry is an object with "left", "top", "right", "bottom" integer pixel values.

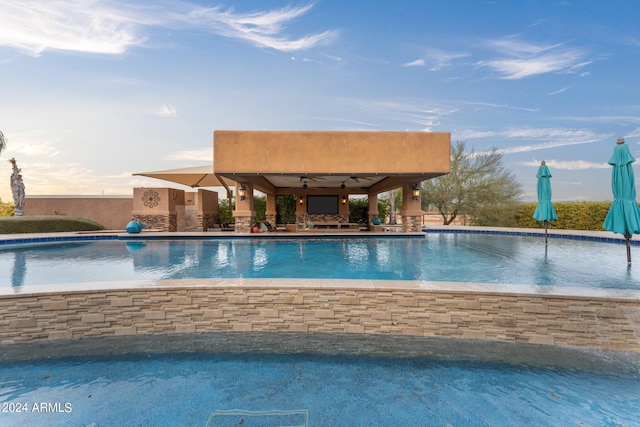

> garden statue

[{"left": 9, "top": 157, "right": 25, "bottom": 216}]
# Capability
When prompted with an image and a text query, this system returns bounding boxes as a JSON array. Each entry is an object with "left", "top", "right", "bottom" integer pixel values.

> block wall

[{"left": 1, "top": 286, "right": 637, "bottom": 352}]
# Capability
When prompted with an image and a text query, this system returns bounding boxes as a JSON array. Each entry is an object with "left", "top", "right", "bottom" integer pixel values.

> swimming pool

[
  {"left": 2, "top": 233, "right": 639, "bottom": 290},
  {"left": 1, "top": 231, "right": 638, "bottom": 426},
  {"left": 1, "top": 333, "right": 639, "bottom": 427}
]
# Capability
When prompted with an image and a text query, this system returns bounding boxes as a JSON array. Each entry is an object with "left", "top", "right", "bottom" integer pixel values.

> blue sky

[{"left": 0, "top": 0, "right": 639, "bottom": 203}]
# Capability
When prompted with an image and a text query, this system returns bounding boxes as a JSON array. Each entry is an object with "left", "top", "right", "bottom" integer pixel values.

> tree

[
  {"left": 387, "top": 189, "right": 399, "bottom": 224},
  {"left": 276, "top": 194, "right": 296, "bottom": 224},
  {"left": 422, "top": 141, "right": 521, "bottom": 226},
  {"left": 253, "top": 195, "right": 266, "bottom": 221},
  {"left": 0, "top": 130, "right": 6, "bottom": 155},
  {"left": 0, "top": 130, "right": 5, "bottom": 204},
  {"left": 218, "top": 198, "right": 235, "bottom": 227}
]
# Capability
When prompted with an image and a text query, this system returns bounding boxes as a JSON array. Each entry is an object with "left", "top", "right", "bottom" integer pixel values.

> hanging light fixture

[
  {"left": 238, "top": 184, "right": 246, "bottom": 201},
  {"left": 412, "top": 184, "right": 420, "bottom": 200}
]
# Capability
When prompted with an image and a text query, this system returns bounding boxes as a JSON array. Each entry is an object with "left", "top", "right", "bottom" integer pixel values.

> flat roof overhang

[{"left": 213, "top": 130, "right": 451, "bottom": 194}]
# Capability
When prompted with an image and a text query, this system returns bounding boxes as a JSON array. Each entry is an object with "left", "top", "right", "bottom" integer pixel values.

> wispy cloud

[
  {"left": 463, "top": 101, "right": 538, "bottom": 113},
  {"left": 0, "top": 1, "right": 335, "bottom": 57},
  {"left": 0, "top": 0, "right": 148, "bottom": 56},
  {"left": 460, "top": 127, "right": 606, "bottom": 154},
  {"left": 402, "top": 59, "right": 425, "bottom": 67},
  {"left": 476, "top": 36, "right": 590, "bottom": 79},
  {"left": 10, "top": 141, "right": 59, "bottom": 157},
  {"left": 625, "top": 128, "right": 640, "bottom": 139},
  {"left": 153, "top": 104, "right": 177, "bottom": 117},
  {"left": 549, "top": 86, "right": 571, "bottom": 95},
  {"left": 403, "top": 48, "right": 469, "bottom": 70},
  {"left": 187, "top": 3, "right": 338, "bottom": 52},
  {"left": 336, "top": 97, "right": 457, "bottom": 130},
  {"left": 0, "top": 129, "right": 61, "bottom": 157},
  {"left": 499, "top": 134, "right": 603, "bottom": 155},
  {"left": 18, "top": 160, "right": 104, "bottom": 195},
  {"left": 520, "top": 159, "right": 609, "bottom": 170},
  {"left": 561, "top": 116, "right": 640, "bottom": 128},
  {"left": 367, "top": 100, "right": 458, "bottom": 130}
]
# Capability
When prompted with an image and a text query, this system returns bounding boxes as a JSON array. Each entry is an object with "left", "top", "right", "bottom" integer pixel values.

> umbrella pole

[
  {"left": 626, "top": 232, "right": 631, "bottom": 266},
  {"left": 544, "top": 220, "right": 548, "bottom": 246}
]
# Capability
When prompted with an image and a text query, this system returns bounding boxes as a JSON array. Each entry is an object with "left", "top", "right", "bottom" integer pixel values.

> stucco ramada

[
  {"left": 213, "top": 130, "right": 451, "bottom": 232},
  {"left": 23, "top": 130, "right": 451, "bottom": 232}
]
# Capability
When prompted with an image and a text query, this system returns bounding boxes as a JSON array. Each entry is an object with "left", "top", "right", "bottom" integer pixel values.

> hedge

[
  {"left": 0, "top": 216, "right": 105, "bottom": 234},
  {"left": 0, "top": 201, "right": 622, "bottom": 233},
  {"left": 505, "top": 202, "right": 612, "bottom": 231}
]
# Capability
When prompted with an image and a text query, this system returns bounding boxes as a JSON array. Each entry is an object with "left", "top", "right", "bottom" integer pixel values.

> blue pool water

[
  {"left": 1, "top": 234, "right": 640, "bottom": 426},
  {"left": 2, "top": 234, "right": 640, "bottom": 289},
  {"left": 1, "top": 334, "right": 639, "bottom": 427}
]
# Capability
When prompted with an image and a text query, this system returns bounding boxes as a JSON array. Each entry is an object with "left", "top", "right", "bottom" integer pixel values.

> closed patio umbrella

[
  {"left": 603, "top": 138, "right": 640, "bottom": 265},
  {"left": 533, "top": 160, "right": 557, "bottom": 245}
]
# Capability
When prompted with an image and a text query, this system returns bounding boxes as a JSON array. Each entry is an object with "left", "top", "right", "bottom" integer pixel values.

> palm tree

[
  {"left": 0, "top": 130, "right": 6, "bottom": 155},
  {"left": 1, "top": 131, "right": 8, "bottom": 205}
]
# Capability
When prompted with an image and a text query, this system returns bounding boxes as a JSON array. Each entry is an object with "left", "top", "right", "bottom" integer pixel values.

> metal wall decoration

[{"left": 142, "top": 190, "right": 160, "bottom": 208}]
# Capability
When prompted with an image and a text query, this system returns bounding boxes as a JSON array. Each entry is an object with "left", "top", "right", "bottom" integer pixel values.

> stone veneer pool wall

[{"left": 1, "top": 281, "right": 638, "bottom": 352}]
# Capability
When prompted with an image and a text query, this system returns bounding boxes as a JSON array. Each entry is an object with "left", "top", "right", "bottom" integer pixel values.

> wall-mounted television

[{"left": 307, "top": 195, "right": 339, "bottom": 214}]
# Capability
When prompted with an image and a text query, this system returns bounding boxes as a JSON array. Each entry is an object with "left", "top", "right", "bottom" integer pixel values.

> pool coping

[
  {"left": 2, "top": 278, "right": 639, "bottom": 301},
  {"left": 0, "top": 225, "right": 639, "bottom": 245}
]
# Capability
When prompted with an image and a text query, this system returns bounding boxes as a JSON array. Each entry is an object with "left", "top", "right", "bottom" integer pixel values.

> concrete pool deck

[{"left": 1, "top": 227, "right": 639, "bottom": 354}]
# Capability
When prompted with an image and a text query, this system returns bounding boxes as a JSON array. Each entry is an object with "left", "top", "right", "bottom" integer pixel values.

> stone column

[
  {"left": 265, "top": 193, "right": 277, "bottom": 226},
  {"left": 400, "top": 182, "right": 423, "bottom": 232},
  {"left": 295, "top": 193, "right": 307, "bottom": 231},
  {"left": 233, "top": 183, "right": 255, "bottom": 233},
  {"left": 197, "top": 189, "right": 219, "bottom": 231},
  {"left": 338, "top": 191, "right": 350, "bottom": 224},
  {"left": 132, "top": 188, "right": 182, "bottom": 232},
  {"left": 367, "top": 192, "right": 379, "bottom": 226}
]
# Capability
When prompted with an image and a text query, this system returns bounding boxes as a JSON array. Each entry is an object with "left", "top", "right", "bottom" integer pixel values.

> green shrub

[
  {"left": 506, "top": 202, "right": 613, "bottom": 231},
  {"left": 217, "top": 198, "right": 235, "bottom": 227},
  {"left": 0, "top": 216, "right": 105, "bottom": 234},
  {"left": 349, "top": 198, "right": 369, "bottom": 223},
  {"left": 276, "top": 195, "right": 296, "bottom": 224},
  {"left": 0, "top": 202, "right": 14, "bottom": 217}
]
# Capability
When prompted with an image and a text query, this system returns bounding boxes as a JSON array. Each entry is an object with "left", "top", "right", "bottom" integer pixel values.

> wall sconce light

[
  {"left": 412, "top": 184, "right": 420, "bottom": 200},
  {"left": 342, "top": 195, "right": 348, "bottom": 205},
  {"left": 238, "top": 184, "right": 246, "bottom": 201},
  {"left": 299, "top": 195, "right": 304, "bottom": 205}
]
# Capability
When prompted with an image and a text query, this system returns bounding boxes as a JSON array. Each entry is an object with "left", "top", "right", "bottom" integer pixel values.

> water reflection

[
  {"left": 533, "top": 245, "right": 557, "bottom": 291},
  {"left": 3, "top": 236, "right": 640, "bottom": 289},
  {"left": 343, "top": 240, "right": 369, "bottom": 271},
  {"left": 11, "top": 251, "right": 26, "bottom": 287},
  {"left": 251, "top": 242, "right": 268, "bottom": 271},
  {"left": 125, "top": 242, "right": 147, "bottom": 253},
  {"left": 215, "top": 241, "right": 233, "bottom": 269}
]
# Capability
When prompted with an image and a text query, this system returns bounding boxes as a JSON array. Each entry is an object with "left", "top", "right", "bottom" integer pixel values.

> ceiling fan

[
  {"left": 299, "top": 175, "right": 324, "bottom": 182},
  {"left": 348, "top": 175, "right": 374, "bottom": 183}
]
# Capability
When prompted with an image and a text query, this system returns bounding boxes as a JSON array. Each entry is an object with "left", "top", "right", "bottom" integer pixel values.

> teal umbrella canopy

[
  {"left": 533, "top": 161, "right": 557, "bottom": 223},
  {"left": 603, "top": 139, "right": 640, "bottom": 236},
  {"left": 603, "top": 138, "right": 640, "bottom": 265}
]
